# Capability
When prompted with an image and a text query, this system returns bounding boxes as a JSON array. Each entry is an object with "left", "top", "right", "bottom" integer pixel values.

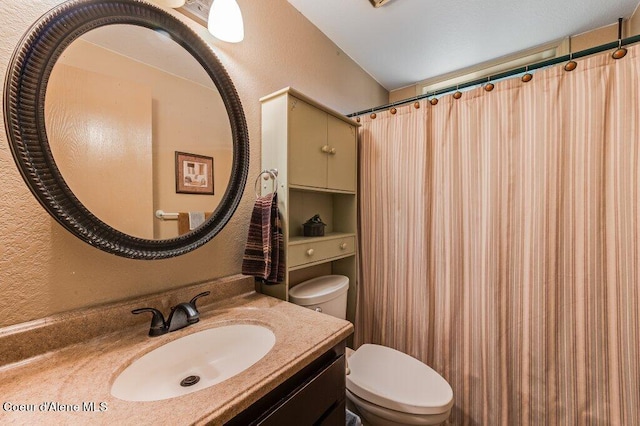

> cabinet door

[
  {"left": 256, "top": 355, "right": 345, "bottom": 425},
  {"left": 327, "top": 115, "right": 357, "bottom": 192},
  {"left": 289, "top": 97, "right": 327, "bottom": 189}
]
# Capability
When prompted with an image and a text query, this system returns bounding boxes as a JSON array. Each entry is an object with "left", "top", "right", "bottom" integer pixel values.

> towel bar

[
  {"left": 155, "top": 210, "right": 179, "bottom": 220},
  {"left": 254, "top": 169, "right": 278, "bottom": 197}
]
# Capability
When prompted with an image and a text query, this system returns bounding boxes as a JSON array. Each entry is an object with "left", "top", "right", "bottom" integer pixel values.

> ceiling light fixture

[
  {"left": 368, "top": 0, "right": 393, "bottom": 8},
  {"left": 208, "top": 0, "right": 245, "bottom": 43},
  {"left": 154, "top": 0, "right": 186, "bottom": 7}
]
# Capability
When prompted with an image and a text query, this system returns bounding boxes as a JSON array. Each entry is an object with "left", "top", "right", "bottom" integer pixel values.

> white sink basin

[{"left": 111, "top": 324, "right": 276, "bottom": 401}]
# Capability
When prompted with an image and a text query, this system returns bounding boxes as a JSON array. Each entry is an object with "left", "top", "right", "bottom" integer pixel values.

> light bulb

[{"left": 208, "top": 0, "right": 244, "bottom": 43}]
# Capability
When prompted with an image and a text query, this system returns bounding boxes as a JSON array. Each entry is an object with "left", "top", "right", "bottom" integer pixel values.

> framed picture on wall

[{"left": 175, "top": 151, "right": 214, "bottom": 195}]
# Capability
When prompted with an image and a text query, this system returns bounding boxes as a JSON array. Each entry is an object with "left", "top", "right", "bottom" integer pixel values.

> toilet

[{"left": 289, "top": 275, "right": 454, "bottom": 426}]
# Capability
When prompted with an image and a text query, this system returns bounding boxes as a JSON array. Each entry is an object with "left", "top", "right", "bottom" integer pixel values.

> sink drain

[{"left": 180, "top": 375, "right": 201, "bottom": 387}]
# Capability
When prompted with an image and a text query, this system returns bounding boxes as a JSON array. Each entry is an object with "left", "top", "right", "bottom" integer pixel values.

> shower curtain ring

[
  {"left": 484, "top": 77, "right": 494, "bottom": 92},
  {"left": 612, "top": 17, "right": 628, "bottom": 59},
  {"left": 564, "top": 53, "right": 577, "bottom": 72},
  {"left": 430, "top": 92, "right": 439, "bottom": 105},
  {"left": 453, "top": 85, "right": 462, "bottom": 99},
  {"left": 612, "top": 39, "right": 628, "bottom": 59}
]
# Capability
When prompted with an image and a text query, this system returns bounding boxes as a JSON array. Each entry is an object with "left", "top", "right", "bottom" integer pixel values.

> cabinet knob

[
  {"left": 329, "top": 147, "right": 337, "bottom": 155},
  {"left": 321, "top": 145, "right": 331, "bottom": 153},
  {"left": 306, "top": 249, "right": 315, "bottom": 256},
  {"left": 339, "top": 242, "right": 348, "bottom": 250}
]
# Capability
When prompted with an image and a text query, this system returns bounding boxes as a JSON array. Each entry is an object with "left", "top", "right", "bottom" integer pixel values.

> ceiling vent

[{"left": 369, "top": 0, "right": 393, "bottom": 8}]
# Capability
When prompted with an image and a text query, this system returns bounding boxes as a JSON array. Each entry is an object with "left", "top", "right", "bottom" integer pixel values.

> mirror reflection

[{"left": 45, "top": 25, "right": 232, "bottom": 240}]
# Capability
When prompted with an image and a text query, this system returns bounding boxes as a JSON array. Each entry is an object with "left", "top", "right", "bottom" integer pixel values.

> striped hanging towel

[{"left": 242, "top": 193, "right": 284, "bottom": 283}]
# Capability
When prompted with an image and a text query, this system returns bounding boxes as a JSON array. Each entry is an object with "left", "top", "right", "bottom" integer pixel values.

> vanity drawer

[{"left": 288, "top": 236, "right": 355, "bottom": 268}]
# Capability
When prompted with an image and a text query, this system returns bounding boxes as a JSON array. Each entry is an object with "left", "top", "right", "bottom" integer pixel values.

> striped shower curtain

[{"left": 356, "top": 44, "right": 640, "bottom": 425}]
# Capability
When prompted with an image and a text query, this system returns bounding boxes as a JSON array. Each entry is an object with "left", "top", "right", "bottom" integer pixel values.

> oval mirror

[{"left": 4, "top": 0, "right": 249, "bottom": 259}]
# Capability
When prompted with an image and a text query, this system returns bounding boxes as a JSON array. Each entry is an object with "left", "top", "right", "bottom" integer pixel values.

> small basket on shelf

[{"left": 303, "top": 214, "right": 326, "bottom": 237}]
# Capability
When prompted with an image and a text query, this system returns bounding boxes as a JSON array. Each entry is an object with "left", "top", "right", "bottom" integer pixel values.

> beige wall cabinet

[
  {"left": 258, "top": 88, "right": 359, "bottom": 325},
  {"left": 289, "top": 96, "right": 357, "bottom": 192}
]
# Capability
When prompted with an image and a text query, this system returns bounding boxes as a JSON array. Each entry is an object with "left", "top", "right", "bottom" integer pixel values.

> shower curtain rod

[{"left": 348, "top": 34, "right": 640, "bottom": 118}]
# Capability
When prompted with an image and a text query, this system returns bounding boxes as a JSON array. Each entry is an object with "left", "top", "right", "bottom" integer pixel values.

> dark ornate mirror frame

[{"left": 3, "top": 0, "right": 249, "bottom": 259}]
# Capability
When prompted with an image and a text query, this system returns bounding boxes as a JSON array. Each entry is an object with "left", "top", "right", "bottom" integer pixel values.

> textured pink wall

[{"left": 0, "top": 0, "right": 387, "bottom": 327}]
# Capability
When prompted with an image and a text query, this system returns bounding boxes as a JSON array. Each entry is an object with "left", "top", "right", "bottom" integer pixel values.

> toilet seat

[{"left": 346, "top": 344, "right": 453, "bottom": 416}]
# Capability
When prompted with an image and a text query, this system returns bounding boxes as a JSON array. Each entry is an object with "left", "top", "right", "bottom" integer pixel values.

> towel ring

[{"left": 254, "top": 169, "right": 278, "bottom": 197}]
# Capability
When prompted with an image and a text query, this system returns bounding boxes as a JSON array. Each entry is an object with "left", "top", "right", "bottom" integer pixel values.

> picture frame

[{"left": 175, "top": 151, "right": 214, "bottom": 195}]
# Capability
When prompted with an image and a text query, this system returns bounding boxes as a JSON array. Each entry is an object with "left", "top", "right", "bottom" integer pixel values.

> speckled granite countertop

[{"left": 0, "top": 276, "right": 353, "bottom": 425}]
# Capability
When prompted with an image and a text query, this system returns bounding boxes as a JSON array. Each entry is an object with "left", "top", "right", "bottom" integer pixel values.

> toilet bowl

[
  {"left": 289, "top": 275, "right": 454, "bottom": 426},
  {"left": 346, "top": 344, "right": 453, "bottom": 425}
]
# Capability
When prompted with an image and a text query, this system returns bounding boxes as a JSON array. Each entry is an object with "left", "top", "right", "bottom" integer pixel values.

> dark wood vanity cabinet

[{"left": 227, "top": 341, "right": 346, "bottom": 426}]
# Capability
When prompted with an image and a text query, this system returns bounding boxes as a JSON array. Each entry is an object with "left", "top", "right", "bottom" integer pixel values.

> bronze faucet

[{"left": 132, "top": 291, "right": 210, "bottom": 336}]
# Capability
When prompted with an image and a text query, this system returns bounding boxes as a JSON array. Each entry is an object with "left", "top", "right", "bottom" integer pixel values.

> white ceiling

[
  {"left": 80, "top": 25, "right": 214, "bottom": 88},
  {"left": 287, "top": 0, "right": 640, "bottom": 91}
]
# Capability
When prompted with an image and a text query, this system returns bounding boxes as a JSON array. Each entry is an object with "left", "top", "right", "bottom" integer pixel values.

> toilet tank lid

[
  {"left": 346, "top": 344, "right": 454, "bottom": 415},
  {"left": 289, "top": 275, "right": 349, "bottom": 305}
]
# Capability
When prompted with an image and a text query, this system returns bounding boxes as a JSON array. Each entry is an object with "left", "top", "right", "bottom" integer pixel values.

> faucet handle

[
  {"left": 132, "top": 308, "right": 168, "bottom": 336},
  {"left": 189, "top": 291, "right": 211, "bottom": 310}
]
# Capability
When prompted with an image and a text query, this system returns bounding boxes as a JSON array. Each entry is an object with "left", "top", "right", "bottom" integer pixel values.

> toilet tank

[{"left": 289, "top": 275, "right": 349, "bottom": 319}]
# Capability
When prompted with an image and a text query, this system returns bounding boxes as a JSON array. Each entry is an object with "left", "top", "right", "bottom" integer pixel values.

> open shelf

[{"left": 288, "top": 189, "right": 356, "bottom": 238}]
